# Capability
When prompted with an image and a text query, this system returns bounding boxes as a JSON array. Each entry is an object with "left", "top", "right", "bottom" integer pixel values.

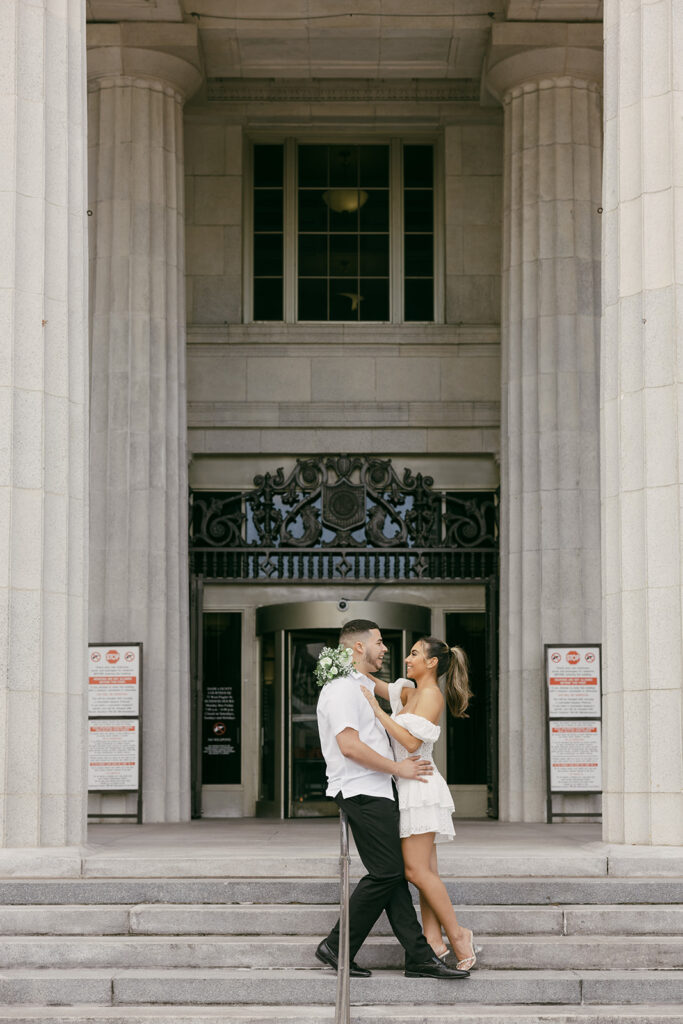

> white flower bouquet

[{"left": 314, "top": 645, "right": 355, "bottom": 687}]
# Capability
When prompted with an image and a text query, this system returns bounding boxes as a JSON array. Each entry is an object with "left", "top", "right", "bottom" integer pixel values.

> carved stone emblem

[{"left": 321, "top": 481, "right": 366, "bottom": 534}]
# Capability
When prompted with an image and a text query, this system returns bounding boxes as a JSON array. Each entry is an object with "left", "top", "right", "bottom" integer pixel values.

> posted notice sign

[
  {"left": 88, "top": 718, "right": 139, "bottom": 791},
  {"left": 549, "top": 719, "right": 602, "bottom": 792},
  {"left": 546, "top": 645, "right": 601, "bottom": 717},
  {"left": 88, "top": 645, "right": 140, "bottom": 716}
]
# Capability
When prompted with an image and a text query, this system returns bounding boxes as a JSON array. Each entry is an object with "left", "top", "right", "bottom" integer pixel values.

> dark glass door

[{"left": 288, "top": 629, "right": 403, "bottom": 817}]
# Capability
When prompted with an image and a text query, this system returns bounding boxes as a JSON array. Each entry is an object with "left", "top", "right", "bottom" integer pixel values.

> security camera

[{"left": 338, "top": 599, "right": 349, "bottom": 612}]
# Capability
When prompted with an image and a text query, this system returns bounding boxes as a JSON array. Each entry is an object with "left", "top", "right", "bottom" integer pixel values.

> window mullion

[
  {"left": 390, "top": 137, "right": 403, "bottom": 324},
  {"left": 283, "top": 138, "right": 297, "bottom": 323}
]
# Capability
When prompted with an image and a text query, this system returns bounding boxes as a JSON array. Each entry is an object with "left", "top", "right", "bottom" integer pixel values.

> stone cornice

[
  {"left": 484, "top": 22, "right": 603, "bottom": 102},
  {"left": 205, "top": 78, "right": 481, "bottom": 104},
  {"left": 86, "top": 23, "right": 203, "bottom": 100}
]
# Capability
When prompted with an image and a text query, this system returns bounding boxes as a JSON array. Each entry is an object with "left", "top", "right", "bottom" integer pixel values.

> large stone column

[
  {"left": 87, "top": 26, "right": 201, "bottom": 822},
  {"left": 486, "top": 26, "right": 603, "bottom": 821},
  {"left": 0, "top": 0, "right": 89, "bottom": 849},
  {"left": 601, "top": 0, "right": 683, "bottom": 845}
]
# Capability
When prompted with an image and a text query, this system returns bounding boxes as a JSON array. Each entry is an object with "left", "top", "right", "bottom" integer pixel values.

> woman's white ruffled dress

[{"left": 388, "top": 681, "right": 455, "bottom": 843}]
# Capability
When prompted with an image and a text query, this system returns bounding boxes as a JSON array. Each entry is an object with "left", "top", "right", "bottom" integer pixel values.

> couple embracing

[{"left": 315, "top": 618, "right": 479, "bottom": 980}]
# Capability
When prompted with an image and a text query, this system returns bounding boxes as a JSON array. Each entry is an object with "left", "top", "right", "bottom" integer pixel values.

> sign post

[
  {"left": 87, "top": 642, "right": 143, "bottom": 823},
  {"left": 544, "top": 644, "right": 602, "bottom": 823}
]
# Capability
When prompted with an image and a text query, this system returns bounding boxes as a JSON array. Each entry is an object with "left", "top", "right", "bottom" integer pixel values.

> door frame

[
  {"left": 256, "top": 601, "right": 431, "bottom": 819},
  {"left": 190, "top": 582, "right": 495, "bottom": 818}
]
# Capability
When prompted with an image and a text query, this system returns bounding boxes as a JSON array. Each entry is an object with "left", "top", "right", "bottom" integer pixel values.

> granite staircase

[{"left": 0, "top": 874, "right": 682, "bottom": 1024}]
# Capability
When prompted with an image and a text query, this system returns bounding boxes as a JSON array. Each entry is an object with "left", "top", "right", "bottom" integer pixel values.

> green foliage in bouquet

[{"left": 314, "top": 645, "right": 355, "bottom": 687}]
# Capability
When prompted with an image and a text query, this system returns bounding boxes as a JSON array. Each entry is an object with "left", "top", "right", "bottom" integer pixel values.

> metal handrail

[{"left": 335, "top": 809, "right": 351, "bottom": 1024}]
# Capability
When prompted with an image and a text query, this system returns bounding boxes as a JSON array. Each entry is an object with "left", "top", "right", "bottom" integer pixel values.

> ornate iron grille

[{"left": 190, "top": 455, "right": 497, "bottom": 583}]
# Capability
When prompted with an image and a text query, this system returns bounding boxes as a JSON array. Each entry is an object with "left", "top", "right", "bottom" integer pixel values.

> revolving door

[{"left": 255, "top": 600, "right": 430, "bottom": 818}]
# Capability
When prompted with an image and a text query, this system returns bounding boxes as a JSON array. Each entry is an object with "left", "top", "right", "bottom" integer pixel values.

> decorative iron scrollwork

[{"left": 190, "top": 456, "right": 497, "bottom": 582}]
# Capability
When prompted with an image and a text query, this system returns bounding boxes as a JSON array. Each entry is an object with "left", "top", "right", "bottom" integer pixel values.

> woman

[{"left": 361, "top": 636, "right": 479, "bottom": 970}]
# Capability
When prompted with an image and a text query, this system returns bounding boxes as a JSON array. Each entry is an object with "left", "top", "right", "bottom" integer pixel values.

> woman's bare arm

[
  {"left": 365, "top": 673, "right": 416, "bottom": 705},
  {"left": 359, "top": 687, "right": 422, "bottom": 753},
  {"left": 364, "top": 672, "right": 390, "bottom": 700}
]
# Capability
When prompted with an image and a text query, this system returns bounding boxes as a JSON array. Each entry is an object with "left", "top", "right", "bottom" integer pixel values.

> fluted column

[
  {"left": 487, "top": 29, "right": 603, "bottom": 821},
  {"left": 601, "top": 0, "right": 683, "bottom": 844},
  {"left": 87, "top": 26, "right": 201, "bottom": 822},
  {"left": 0, "top": 0, "right": 89, "bottom": 848}
]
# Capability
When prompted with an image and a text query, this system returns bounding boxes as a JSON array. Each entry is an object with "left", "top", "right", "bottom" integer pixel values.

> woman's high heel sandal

[{"left": 455, "top": 929, "right": 480, "bottom": 971}]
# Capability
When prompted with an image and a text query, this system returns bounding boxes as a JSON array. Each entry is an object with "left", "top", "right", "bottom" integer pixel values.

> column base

[
  {"left": 0, "top": 846, "right": 84, "bottom": 878},
  {"left": 606, "top": 845, "right": 683, "bottom": 877}
]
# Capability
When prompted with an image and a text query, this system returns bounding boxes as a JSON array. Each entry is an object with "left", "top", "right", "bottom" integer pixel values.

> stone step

[
  {"left": 1, "top": 969, "right": 683, "bottom": 1007},
  {"left": 1, "top": 934, "right": 682, "bottom": 971},
  {"left": 1, "top": 878, "right": 682, "bottom": 907},
  {"left": 79, "top": 852, "right": 612, "bottom": 879},
  {"left": 4, "top": 903, "right": 682, "bottom": 937},
  {"left": 1, "top": 1006, "right": 683, "bottom": 1024}
]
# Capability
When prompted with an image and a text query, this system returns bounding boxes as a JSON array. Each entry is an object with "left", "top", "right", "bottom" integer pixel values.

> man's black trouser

[{"left": 324, "top": 791, "right": 433, "bottom": 963}]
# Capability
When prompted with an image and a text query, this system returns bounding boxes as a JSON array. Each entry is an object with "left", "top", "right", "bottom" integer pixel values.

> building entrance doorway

[
  {"left": 189, "top": 454, "right": 499, "bottom": 820},
  {"left": 255, "top": 600, "right": 430, "bottom": 817}
]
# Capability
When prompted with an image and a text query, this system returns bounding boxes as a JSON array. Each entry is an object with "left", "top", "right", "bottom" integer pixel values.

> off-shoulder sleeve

[
  {"left": 387, "top": 678, "right": 415, "bottom": 715},
  {"left": 395, "top": 713, "right": 440, "bottom": 743}
]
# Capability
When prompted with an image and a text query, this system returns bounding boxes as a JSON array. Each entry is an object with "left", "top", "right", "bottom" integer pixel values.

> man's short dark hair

[{"left": 339, "top": 619, "right": 379, "bottom": 645}]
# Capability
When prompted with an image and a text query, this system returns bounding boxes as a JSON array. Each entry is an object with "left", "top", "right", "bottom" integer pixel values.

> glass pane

[
  {"left": 253, "top": 278, "right": 283, "bottom": 320},
  {"left": 330, "top": 235, "right": 357, "bottom": 277},
  {"left": 260, "top": 633, "right": 276, "bottom": 802},
  {"left": 202, "top": 613, "right": 241, "bottom": 786},
  {"left": 253, "top": 189, "right": 283, "bottom": 232},
  {"left": 298, "top": 189, "right": 328, "bottom": 232},
  {"left": 291, "top": 720, "right": 328, "bottom": 805},
  {"left": 298, "top": 278, "right": 327, "bottom": 320},
  {"left": 404, "top": 278, "right": 434, "bottom": 321},
  {"left": 299, "top": 234, "right": 327, "bottom": 276},
  {"left": 291, "top": 638, "right": 324, "bottom": 715},
  {"left": 360, "top": 145, "right": 389, "bottom": 187},
  {"left": 404, "top": 189, "right": 434, "bottom": 232},
  {"left": 404, "top": 233, "right": 433, "bottom": 277},
  {"left": 330, "top": 280, "right": 360, "bottom": 320},
  {"left": 254, "top": 233, "right": 283, "bottom": 276},
  {"left": 359, "top": 278, "right": 389, "bottom": 321},
  {"left": 404, "top": 144, "right": 433, "bottom": 187},
  {"left": 329, "top": 205, "right": 359, "bottom": 233},
  {"left": 360, "top": 190, "right": 389, "bottom": 231},
  {"left": 254, "top": 144, "right": 283, "bottom": 187},
  {"left": 329, "top": 145, "right": 358, "bottom": 187},
  {"left": 360, "top": 234, "right": 389, "bottom": 277},
  {"left": 298, "top": 145, "right": 328, "bottom": 187},
  {"left": 445, "top": 612, "right": 488, "bottom": 785}
]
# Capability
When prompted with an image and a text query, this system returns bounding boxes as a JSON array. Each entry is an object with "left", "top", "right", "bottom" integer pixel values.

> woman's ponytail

[
  {"left": 444, "top": 645, "right": 472, "bottom": 718},
  {"left": 420, "top": 636, "right": 472, "bottom": 718}
]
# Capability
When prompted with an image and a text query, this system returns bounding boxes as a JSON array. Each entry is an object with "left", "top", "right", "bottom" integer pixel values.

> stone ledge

[
  {"left": 0, "top": 848, "right": 84, "bottom": 880},
  {"left": 187, "top": 323, "right": 501, "bottom": 348},
  {"left": 607, "top": 846, "right": 683, "bottom": 878},
  {"left": 186, "top": 401, "right": 501, "bottom": 429}
]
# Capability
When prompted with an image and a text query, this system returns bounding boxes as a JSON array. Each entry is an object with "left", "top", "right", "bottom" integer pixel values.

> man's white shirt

[{"left": 317, "top": 671, "right": 395, "bottom": 800}]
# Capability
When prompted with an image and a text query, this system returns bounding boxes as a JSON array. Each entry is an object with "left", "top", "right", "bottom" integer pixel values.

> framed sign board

[
  {"left": 87, "top": 642, "right": 143, "bottom": 822},
  {"left": 88, "top": 719, "right": 139, "bottom": 790},
  {"left": 544, "top": 645, "right": 602, "bottom": 823}
]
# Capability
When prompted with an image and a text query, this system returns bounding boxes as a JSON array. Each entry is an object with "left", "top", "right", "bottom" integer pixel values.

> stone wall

[{"left": 183, "top": 112, "right": 504, "bottom": 461}]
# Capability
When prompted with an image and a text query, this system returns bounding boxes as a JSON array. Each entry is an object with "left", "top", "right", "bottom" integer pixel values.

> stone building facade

[{"left": 1, "top": 0, "right": 681, "bottom": 852}]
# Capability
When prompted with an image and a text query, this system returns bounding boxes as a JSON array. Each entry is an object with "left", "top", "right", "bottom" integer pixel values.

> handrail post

[{"left": 335, "top": 809, "right": 351, "bottom": 1024}]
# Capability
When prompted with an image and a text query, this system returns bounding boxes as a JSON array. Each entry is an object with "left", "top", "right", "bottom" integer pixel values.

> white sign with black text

[
  {"left": 88, "top": 719, "right": 140, "bottom": 791},
  {"left": 549, "top": 719, "right": 602, "bottom": 792}
]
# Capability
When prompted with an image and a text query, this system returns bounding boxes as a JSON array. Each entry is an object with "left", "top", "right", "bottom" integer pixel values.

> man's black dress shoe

[
  {"left": 404, "top": 954, "right": 470, "bottom": 979},
  {"left": 315, "top": 939, "right": 372, "bottom": 977}
]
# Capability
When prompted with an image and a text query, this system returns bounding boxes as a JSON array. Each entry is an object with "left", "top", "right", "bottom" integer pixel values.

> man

[{"left": 315, "top": 619, "right": 469, "bottom": 980}]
